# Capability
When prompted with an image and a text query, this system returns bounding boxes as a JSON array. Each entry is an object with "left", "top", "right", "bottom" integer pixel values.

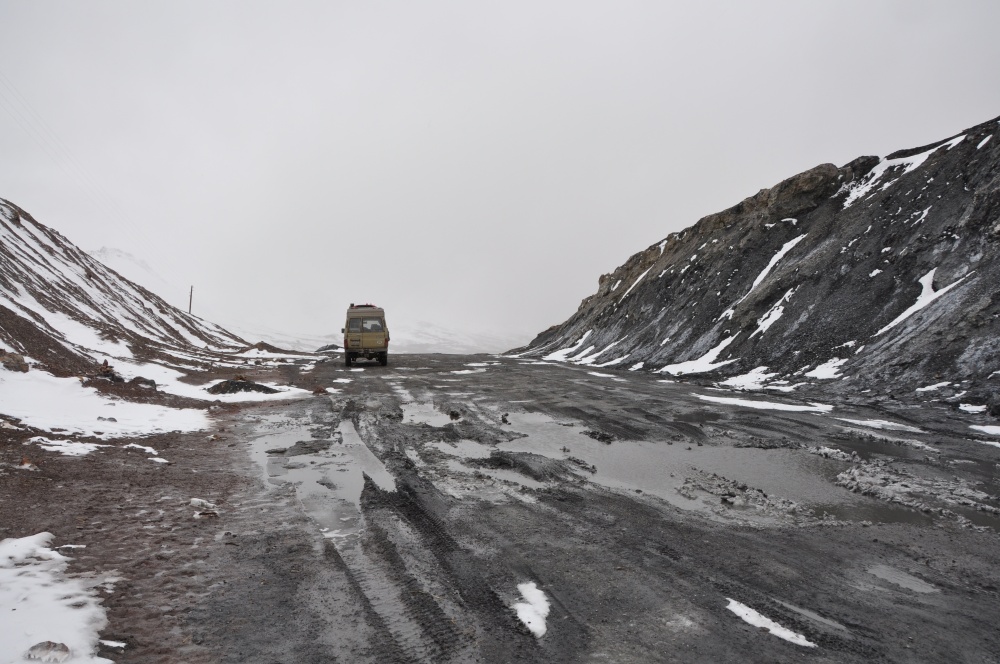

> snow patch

[
  {"left": 658, "top": 335, "right": 738, "bottom": 376},
  {"left": 875, "top": 269, "right": 969, "bottom": 336},
  {"left": 0, "top": 533, "right": 113, "bottom": 663},
  {"left": 694, "top": 394, "right": 832, "bottom": 413},
  {"left": 543, "top": 330, "right": 592, "bottom": 362},
  {"left": 725, "top": 598, "right": 816, "bottom": 648},
  {"left": 835, "top": 418, "right": 923, "bottom": 433},
  {"left": 978, "top": 135, "right": 992, "bottom": 149},
  {"left": 916, "top": 381, "right": 951, "bottom": 392},
  {"left": 719, "top": 367, "right": 778, "bottom": 391},
  {"left": 513, "top": 582, "right": 550, "bottom": 637},
  {"left": 804, "top": 358, "right": 847, "bottom": 379},
  {"left": 843, "top": 135, "right": 965, "bottom": 208},
  {"left": 959, "top": 404, "right": 986, "bottom": 414}
]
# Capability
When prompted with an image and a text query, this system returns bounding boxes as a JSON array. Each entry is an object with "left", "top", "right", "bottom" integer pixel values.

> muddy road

[
  {"left": 7, "top": 353, "right": 1000, "bottom": 662},
  {"left": 189, "top": 353, "right": 1000, "bottom": 663}
]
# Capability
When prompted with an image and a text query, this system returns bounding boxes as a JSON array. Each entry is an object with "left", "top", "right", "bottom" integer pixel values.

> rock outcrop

[{"left": 513, "top": 115, "right": 1000, "bottom": 401}]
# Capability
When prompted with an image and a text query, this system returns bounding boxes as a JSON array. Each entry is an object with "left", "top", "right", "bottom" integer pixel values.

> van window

[
  {"left": 362, "top": 318, "right": 384, "bottom": 332},
  {"left": 348, "top": 318, "right": 362, "bottom": 332}
]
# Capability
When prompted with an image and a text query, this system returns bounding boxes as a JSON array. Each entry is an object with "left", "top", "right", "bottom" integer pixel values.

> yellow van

[{"left": 342, "top": 304, "right": 389, "bottom": 366}]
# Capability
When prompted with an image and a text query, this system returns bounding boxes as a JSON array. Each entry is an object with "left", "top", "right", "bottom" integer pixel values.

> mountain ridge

[{"left": 512, "top": 114, "right": 1000, "bottom": 405}]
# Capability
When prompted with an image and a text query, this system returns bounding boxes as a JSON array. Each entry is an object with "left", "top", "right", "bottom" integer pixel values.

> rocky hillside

[
  {"left": 0, "top": 199, "right": 248, "bottom": 375},
  {"left": 514, "top": 115, "right": 1000, "bottom": 401}
]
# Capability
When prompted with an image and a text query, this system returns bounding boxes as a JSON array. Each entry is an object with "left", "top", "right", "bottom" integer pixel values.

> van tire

[
  {"left": 345, "top": 353, "right": 352, "bottom": 367},
  {"left": 379, "top": 353, "right": 388, "bottom": 366}
]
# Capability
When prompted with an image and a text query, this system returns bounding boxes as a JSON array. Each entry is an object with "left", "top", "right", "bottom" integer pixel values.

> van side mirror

[{"left": 341, "top": 328, "right": 345, "bottom": 333}]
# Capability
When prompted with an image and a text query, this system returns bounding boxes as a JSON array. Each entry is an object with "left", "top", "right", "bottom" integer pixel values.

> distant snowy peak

[
  {"left": 0, "top": 199, "right": 246, "bottom": 373},
  {"left": 515, "top": 114, "right": 1000, "bottom": 397}
]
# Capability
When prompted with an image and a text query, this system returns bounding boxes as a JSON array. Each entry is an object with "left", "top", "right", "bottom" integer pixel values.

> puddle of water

[
  {"left": 773, "top": 600, "right": 848, "bottom": 632},
  {"left": 248, "top": 418, "right": 395, "bottom": 544},
  {"left": 867, "top": 564, "right": 938, "bottom": 593},
  {"left": 429, "top": 439, "right": 494, "bottom": 459},
  {"left": 445, "top": 459, "right": 547, "bottom": 490},
  {"left": 401, "top": 401, "right": 455, "bottom": 428},
  {"left": 497, "top": 412, "right": 868, "bottom": 515}
]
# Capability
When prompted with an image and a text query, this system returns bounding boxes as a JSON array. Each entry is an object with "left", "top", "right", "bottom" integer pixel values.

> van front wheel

[
  {"left": 379, "top": 352, "right": 388, "bottom": 366},
  {"left": 345, "top": 353, "right": 352, "bottom": 367}
]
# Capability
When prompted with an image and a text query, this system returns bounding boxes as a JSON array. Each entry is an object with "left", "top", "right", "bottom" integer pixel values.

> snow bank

[
  {"left": 0, "top": 533, "right": 113, "bottom": 663},
  {"left": 543, "top": 330, "right": 592, "bottom": 362},
  {"left": 0, "top": 369, "right": 207, "bottom": 438},
  {"left": 725, "top": 598, "right": 815, "bottom": 647},
  {"left": 513, "top": 582, "right": 550, "bottom": 637}
]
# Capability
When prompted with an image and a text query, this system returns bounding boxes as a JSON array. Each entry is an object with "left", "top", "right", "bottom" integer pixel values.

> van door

[
  {"left": 346, "top": 317, "right": 363, "bottom": 354},
  {"left": 361, "top": 316, "right": 386, "bottom": 353}
]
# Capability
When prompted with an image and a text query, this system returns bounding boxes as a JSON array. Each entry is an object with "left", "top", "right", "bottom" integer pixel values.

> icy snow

[
  {"left": 628, "top": 362, "right": 644, "bottom": 371},
  {"left": 658, "top": 335, "right": 738, "bottom": 375},
  {"left": 0, "top": 533, "right": 113, "bottom": 663},
  {"left": 869, "top": 269, "right": 882, "bottom": 277},
  {"left": 725, "top": 598, "right": 816, "bottom": 648},
  {"left": 513, "top": 582, "right": 550, "bottom": 638},
  {"left": 694, "top": 394, "right": 833, "bottom": 413},
  {"left": 959, "top": 404, "right": 986, "bottom": 413},
  {"left": 0, "top": 369, "right": 208, "bottom": 438},
  {"left": 978, "top": 135, "right": 992, "bottom": 149},
  {"left": 804, "top": 358, "right": 847, "bottom": 379},
  {"left": 970, "top": 425, "right": 1000, "bottom": 435},
  {"left": 875, "top": 269, "right": 969, "bottom": 336},
  {"left": 843, "top": 135, "right": 965, "bottom": 208},
  {"left": 720, "top": 366, "right": 778, "bottom": 390}
]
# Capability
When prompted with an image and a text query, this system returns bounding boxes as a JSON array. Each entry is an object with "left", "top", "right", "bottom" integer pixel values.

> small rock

[{"left": 25, "top": 641, "right": 70, "bottom": 662}]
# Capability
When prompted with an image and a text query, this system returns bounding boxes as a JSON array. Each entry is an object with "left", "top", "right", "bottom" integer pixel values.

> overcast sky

[{"left": 2, "top": 1, "right": 999, "bottom": 350}]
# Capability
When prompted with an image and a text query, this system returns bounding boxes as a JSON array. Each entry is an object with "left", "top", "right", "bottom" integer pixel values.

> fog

[{"left": 2, "top": 1, "right": 998, "bottom": 350}]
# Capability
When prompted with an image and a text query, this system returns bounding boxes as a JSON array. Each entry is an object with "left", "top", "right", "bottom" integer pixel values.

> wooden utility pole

[{"left": 188, "top": 286, "right": 193, "bottom": 314}]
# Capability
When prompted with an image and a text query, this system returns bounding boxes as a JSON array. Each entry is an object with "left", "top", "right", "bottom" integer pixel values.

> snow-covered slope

[
  {"left": 514, "top": 115, "right": 1000, "bottom": 401},
  {"left": 0, "top": 199, "right": 247, "bottom": 374}
]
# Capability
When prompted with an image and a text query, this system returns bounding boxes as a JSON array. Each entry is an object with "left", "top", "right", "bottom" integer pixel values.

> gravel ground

[{"left": 2, "top": 353, "right": 999, "bottom": 663}]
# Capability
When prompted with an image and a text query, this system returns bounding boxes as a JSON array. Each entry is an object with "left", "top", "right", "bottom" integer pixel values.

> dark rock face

[
  {"left": 206, "top": 379, "right": 279, "bottom": 395},
  {"left": 513, "top": 115, "right": 1000, "bottom": 396}
]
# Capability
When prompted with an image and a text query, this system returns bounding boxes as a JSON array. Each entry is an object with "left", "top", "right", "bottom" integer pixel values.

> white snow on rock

[
  {"left": 719, "top": 366, "right": 779, "bottom": 390},
  {"left": 835, "top": 418, "right": 923, "bottom": 433},
  {"left": 628, "top": 362, "right": 644, "bottom": 371},
  {"left": 843, "top": 135, "right": 965, "bottom": 208},
  {"left": 543, "top": 330, "right": 593, "bottom": 362},
  {"left": 28, "top": 437, "right": 109, "bottom": 457},
  {"left": 916, "top": 381, "right": 951, "bottom": 392},
  {"left": 804, "top": 358, "right": 848, "bottom": 379},
  {"left": 658, "top": 335, "right": 738, "bottom": 376},
  {"left": 513, "top": 582, "right": 550, "bottom": 638},
  {"left": 0, "top": 533, "right": 113, "bottom": 663},
  {"left": 618, "top": 267, "right": 652, "bottom": 303},
  {"left": 719, "top": 235, "right": 806, "bottom": 320},
  {"left": 725, "top": 598, "right": 816, "bottom": 648},
  {"left": 959, "top": 404, "right": 986, "bottom": 413},
  {"left": 750, "top": 288, "right": 796, "bottom": 339},
  {"left": 970, "top": 425, "right": 1000, "bottom": 436},
  {"left": 694, "top": 394, "right": 833, "bottom": 413},
  {"left": 0, "top": 369, "right": 208, "bottom": 439},
  {"left": 977, "top": 135, "right": 992, "bottom": 149},
  {"left": 875, "top": 269, "right": 969, "bottom": 337}
]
